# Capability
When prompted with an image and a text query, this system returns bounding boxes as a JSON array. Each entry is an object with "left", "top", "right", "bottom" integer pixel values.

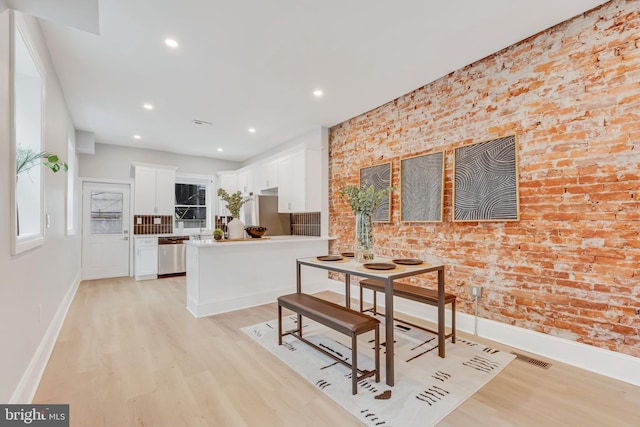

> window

[
  {"left": 11, "top": 12, "right": 46, "bottom": 254},
  {"left": 89, "top": 192, "right": 124, "bottom": 234},
  {"left": 175, "top": 176, "right": 212, "bottom": 230}
]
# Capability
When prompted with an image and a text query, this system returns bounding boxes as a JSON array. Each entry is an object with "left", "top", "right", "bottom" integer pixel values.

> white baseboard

[
  {"left": 326, "top": 279, "right": 640, "bottom": 388},
  {"left": 471, "top": 315, "right": 640, "bottom": 388},
  {"left": 188, "top": 279, "right": 328, "bottom": 318},
  {"left": 10, "top": 272, "right": 81, "bottom": 403}
]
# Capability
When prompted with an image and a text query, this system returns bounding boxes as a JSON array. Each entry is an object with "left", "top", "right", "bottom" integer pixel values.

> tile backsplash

[
  {"left": 134, "top": 215, "right": 173, "bottom": 234},
  {"left": 291, "top": 212, "right": 320, "bottom": 236},
  {"left": 131, "top": 213, "right": 320, "bottom": 236}
]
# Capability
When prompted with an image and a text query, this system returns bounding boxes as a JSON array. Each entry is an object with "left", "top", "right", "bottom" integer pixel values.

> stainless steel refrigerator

[{"left": 242, "top": 195, "right": 291, "bottom": 235}]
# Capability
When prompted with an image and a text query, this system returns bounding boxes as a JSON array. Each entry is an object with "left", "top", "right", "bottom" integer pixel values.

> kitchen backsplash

[
  {"left": 133, "top": 213, "right": 321, "bottom": 236},
  {"left": 291, "top": 212, "right": 320, "bottom": 236},
  {"left": 134, "top": 215, "right": 173, "bottom": 234}
]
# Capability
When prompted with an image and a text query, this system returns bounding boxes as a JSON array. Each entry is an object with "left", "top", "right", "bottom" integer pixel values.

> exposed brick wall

[{"left": 328, "top": 0, "right": 640, "bottom": 357}]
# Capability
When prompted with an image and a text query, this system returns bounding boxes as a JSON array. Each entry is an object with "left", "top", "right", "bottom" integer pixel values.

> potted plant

[
  {"left": 15, "top": 146, "right": 68, "bottom": 235},
  {"left": 340, "top": 183, "right": 394, "bottom": 262},
  {"left": 16, "top": 146, "right": 68, "bottom": 175},
  {"left": 217, "top": 188, "right": 249, "bottom": 239},
  {"left": 213, "top": 228, "right": 224, "bottom": 240}
]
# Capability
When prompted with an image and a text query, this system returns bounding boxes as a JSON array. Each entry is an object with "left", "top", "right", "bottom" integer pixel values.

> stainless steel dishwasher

[{"left": 158, "top": 236, "right": 189, "bottom": 276}]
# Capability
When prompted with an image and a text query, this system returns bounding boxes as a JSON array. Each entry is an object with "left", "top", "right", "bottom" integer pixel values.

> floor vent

[{"left": 511, "top": 352, "right": 551, "bottom": 369}]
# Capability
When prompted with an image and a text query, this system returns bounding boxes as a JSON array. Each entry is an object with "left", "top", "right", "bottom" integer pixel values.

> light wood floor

[{"left": 34, "top": 276, "right": 640, "bottom": 426}]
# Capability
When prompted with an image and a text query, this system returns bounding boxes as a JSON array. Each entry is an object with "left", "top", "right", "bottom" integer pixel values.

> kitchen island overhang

[{"left": 185, "top": 236, "right": 335, "bottom": 317}]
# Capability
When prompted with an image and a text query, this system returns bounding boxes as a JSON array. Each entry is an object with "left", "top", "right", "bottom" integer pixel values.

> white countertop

[
  {"left": 185, "top": 235, "right": 335, "bottom": 247},
  {"left": 134, "top": 233, "right": 194, "bottom": 238}
]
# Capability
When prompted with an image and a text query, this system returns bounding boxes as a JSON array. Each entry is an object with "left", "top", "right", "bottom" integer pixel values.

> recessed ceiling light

[
  {"left": 165, "top": 39, "right": 179, "bottom": 48},
  {"left": 217, "top": 148, "right": 223, "bottom": 152},
  {"left": 248, "top": 128, "right": 256, "bottom": 133},
  {"left": 143, "top": 104, "right": 153, "bottom": 110},
  {"left": 133, "top": 135, "right": 141, "bottom": 139},
  {"left": 313, "top": 89, "right": 323, "bottom": 97}
]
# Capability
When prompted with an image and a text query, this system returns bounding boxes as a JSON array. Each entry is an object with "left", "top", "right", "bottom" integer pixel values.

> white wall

[
  {"left": 0, "top": 11, "right": 81, "bottom": 402},
  {"left": 79, "top": 143, "right": 240, "bottom": 180},
  {"left": 240, "top": 126, "right": 325, "bottom": 168}
]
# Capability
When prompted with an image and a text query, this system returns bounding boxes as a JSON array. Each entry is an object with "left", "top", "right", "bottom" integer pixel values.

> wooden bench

[
  {"left": 359, "top": 278, "right": 456, "bottom": 343},
  {"left": 277, "top": 293, "right": 380, "bottom": 395}
]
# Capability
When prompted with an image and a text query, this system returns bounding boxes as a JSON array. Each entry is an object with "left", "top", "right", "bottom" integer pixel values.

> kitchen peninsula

[{"left": 185, "top": 236, "right": 334, "bottom": 317}]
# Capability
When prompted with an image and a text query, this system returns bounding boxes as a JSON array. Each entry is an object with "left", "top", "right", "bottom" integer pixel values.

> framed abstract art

[
  {"left": 359, "top": 162, "right": 392, "bottom": 222},
  {"left": 453, "top": 134, "right": 520, "bottom": 222},
  {"left": 400, "top": 151, "right": 444, "bottom": 222}
]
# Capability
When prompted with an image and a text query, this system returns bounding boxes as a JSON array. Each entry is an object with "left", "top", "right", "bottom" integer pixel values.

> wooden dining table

[{"left": 296, "top": 256, "right": 446, "bottom": 387}]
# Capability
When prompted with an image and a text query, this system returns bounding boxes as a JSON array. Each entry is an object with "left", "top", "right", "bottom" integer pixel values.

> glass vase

[{"left": 355, "top": 211, "right": 374, "bottom": 262}]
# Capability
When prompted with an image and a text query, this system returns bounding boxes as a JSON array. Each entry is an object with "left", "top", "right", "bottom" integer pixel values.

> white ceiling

[{"left": 33, "top": 0, "right": 609, "bottom": 162}]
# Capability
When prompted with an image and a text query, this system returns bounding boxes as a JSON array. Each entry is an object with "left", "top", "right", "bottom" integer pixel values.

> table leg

[
  {"left": 438, "top": 267, "right": 445, "bottom": 358},
  {"left": 296, "top": 261, "right": 301, "bottom": 293},
  {"left": 345, "top": 274, "right": 351, "bottom": 308},
  {"left": 384, "top": 277, "right": 394, "bottom": 386}
]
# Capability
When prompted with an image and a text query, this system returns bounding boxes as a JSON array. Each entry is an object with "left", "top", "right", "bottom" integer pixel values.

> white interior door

[{"left": 82, "top": 182, "right": 131, "bottom": 280}]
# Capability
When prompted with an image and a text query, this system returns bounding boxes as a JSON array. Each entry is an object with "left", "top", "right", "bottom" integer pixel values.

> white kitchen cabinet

[
  {"left": 155, "top": 168, "right": 175, "bottom": 213},
  {"left": 216, "top": 171, "right": 238, "bottom": 216},
  {"left": 134, "top": 165, "right": 176, "bottom": 215},
  {"left": 278, "top": 148, "right": 321, "bottom": 213},
  {"left": 237, "top": 169, "right": 254, "bottom": 194},
  {"left": 254, "top": 161, "right": 278, "bottom": 191},
  {"left": 278, "top": 155, "right": 293, "bottom": 212},
  {"left": 217, "top": 171, "right": 238, "bottom": 193},
  {"left": 135, "top": 236, "right": 158, "bottom": 280}
]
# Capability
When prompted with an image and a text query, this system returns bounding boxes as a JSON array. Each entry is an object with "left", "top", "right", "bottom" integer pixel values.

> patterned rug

[{"left": 242, "top": 314, "right": 515, "bottom": 426}]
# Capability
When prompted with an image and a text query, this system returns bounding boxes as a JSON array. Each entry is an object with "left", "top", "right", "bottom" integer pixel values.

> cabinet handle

[{"left": 137, "top": 249, "right": 140, "bottom": 256}]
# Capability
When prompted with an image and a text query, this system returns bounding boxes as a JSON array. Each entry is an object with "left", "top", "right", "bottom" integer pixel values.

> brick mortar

[{"left": 329, "top": 0, "right": 640, "bottom": 357}]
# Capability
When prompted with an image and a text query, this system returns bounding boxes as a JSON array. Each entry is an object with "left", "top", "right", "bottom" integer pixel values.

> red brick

[{"left": 329, "top": 0, "right": 640, "bottom": 356}]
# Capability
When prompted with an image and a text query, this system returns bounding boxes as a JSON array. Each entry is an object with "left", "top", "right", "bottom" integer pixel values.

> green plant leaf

[
  {"left": 339, "top": 182, "right": 395, "bottom": 215},
  {"left": 16, "top": 146, "right": 68, "bottom": 175},
  {"left": 217, "top": 188, "right": 249, "bottom": 218}
]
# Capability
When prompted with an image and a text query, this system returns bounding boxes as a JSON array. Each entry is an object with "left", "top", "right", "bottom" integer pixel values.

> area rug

[{"left": 242, "top": 314, "right": 515, "bottom": 426}]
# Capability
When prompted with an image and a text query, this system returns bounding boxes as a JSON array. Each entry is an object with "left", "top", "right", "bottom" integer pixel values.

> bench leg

[
  {"left": 278, "top": 304, "right": 283, "bottom": 345},
  {"left": 372, "top": 289, "right": 377, "bottom": 315},
  {"left": 375, "top": 325, "right": 380, "bottom": 383},
  {"left": 452, "top": 300, "right": 456, "bottom": 343},
  {"left": 359, "top": 287, "right": 379, "bottom": 316},
  {"left": 352, "top": 334, "right": 358, "bottom": 395}
]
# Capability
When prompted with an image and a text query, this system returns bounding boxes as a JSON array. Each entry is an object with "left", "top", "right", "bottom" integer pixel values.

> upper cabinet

[
  {"left": 237, "top": 169, "right": 254, "bottom": 195},
  {"left": 254, "top": 161, "right": 278, "bottom": 191},
  {"left": 278, "top": 148, "right": 321, "bottom": 213},
  {"left": 216, "top": 171, "right": 238, "bottom": 216},
  {"left": 217, "top": 171, "right": 238, "bottom": 194},
  {"left": 134, "top": 165, "right": 176, "bottom": 215}
]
